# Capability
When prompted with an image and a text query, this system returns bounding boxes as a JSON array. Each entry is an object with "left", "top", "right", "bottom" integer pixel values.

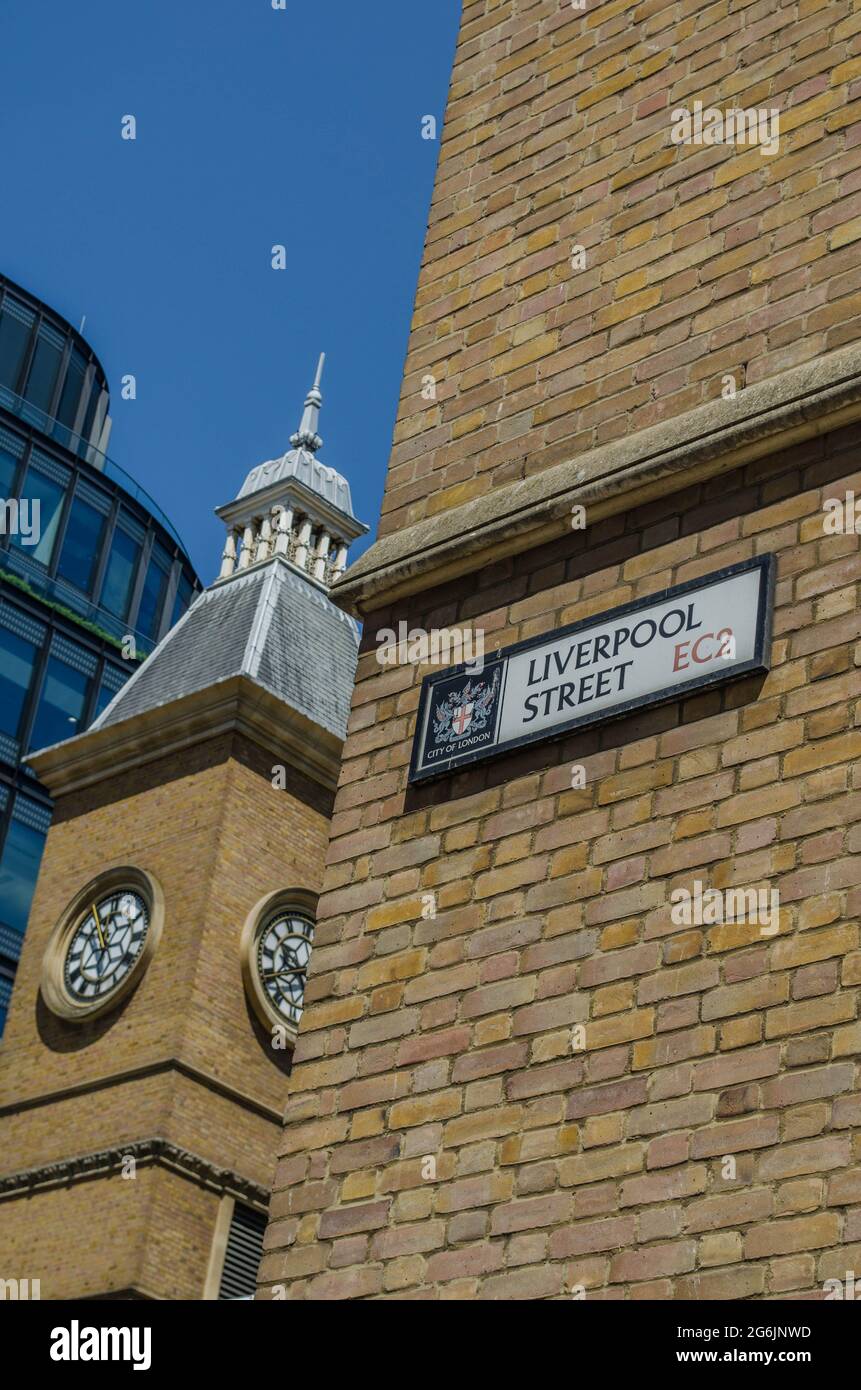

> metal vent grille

[
  {"left": 0, "top": 426, "right": 25, "bottom": 457},
  {"left": 74, "top": 479, "right": 112, "bottom": 514},
  {"left": 28, "top": 449, "right": 71, "bottom": 487},
  {"left": 117, "top": 510, "right": 146, "bottom": 545},
  {"left": 37, "top": 322, "right": 66, "bottom": 351},
  {"left": 0, "top": 923, "right": 23, "bottom": 962},
  {"left": 101, "top": 662, "right": 128, "bottom": 695},
  {"left": 217, "top": 1203, "right": 267, "bottom": 1300},
  {"left": 0, "top": 598, "right": 47, "bottom": 646},
  {"left": 11, "top": 793, "right": 52, "bottom": 835},
  {"left": 50, "top": 631, "right": 98, "bottom": 676},
  {"left": 2, "top": 297, "right": 35, "bottom": 328}
]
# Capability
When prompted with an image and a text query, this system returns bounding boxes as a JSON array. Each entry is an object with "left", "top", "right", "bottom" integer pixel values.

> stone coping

[
  {"left": 27, "top": 674, "right": 343, "bottom": 799},
  {"left": 333, "top": 343, "right": 861, "bottom": 616}
]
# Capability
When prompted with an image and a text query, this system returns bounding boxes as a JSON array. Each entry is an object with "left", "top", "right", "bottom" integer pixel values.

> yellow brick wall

[
  {"left": 0, "top": 1166, "right": 221, "bottom": 1301},
  {"left": 261, "top": 422, "right": 861, "bottom": 1299},
  {"left": 0, "top": 730, "right": 333, "bottom": 1297},
  {"left": 380, "top": 0, "right": 861, "bottom": 534},
  {"left": 260, "top": 0, "right": 861, "bottom": 1303}
]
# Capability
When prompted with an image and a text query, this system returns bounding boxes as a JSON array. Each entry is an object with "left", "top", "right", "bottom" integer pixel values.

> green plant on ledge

[{"left": 0, "top": 567, "right": 149, "bottom": 662}]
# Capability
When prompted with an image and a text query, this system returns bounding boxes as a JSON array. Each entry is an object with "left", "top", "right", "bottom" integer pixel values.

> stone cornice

[
  {"left": 27, "top": 673, "right": 343, "bottom": 799},
  {"left": 0, "top": 1057, "right": 284, "bottom": 1124},
  {"left": 216, "top": 474, "right": 368, "bottom": 543},
  {"left": 0, "top": 1137, "right": 269, "bottom": 1209},
  {"left": 332, "top": 343, "right": 861, "bottom": 616}
]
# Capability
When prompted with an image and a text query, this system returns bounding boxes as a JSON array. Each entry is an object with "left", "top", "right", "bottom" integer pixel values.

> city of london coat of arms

[{"left": 432, "top": 668, "right": 501, "bottom": 744}]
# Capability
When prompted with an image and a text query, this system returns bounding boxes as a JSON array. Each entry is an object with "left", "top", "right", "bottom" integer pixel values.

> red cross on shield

[{"left": 452, "top": 702, "right": 474, "bottom": 736}]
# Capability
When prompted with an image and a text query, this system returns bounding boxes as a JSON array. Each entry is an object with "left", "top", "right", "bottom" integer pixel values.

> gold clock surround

[
  {"left": 240, "top": 887, "right": 318, "bottom": 1042},
  {"left": 41, "top": 865, "right": 165, "bottom": 1022}
]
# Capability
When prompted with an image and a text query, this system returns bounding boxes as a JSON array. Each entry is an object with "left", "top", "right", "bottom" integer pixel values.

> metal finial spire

[{"left": 290, "top": 353, "right": 325, "bottom": 452}]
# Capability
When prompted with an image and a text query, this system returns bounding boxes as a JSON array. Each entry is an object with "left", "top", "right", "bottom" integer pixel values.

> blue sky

[{"left": 0, "top": 0, "right": 460, "bottom": 579}]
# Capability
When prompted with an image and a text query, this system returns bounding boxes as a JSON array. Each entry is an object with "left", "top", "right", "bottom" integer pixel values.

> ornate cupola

[
  {"left": 41, "top": 356, "right": 369, "bottom": 786},
  {"left": 214, "top": 355, "right": 368, "bottom": 589}
]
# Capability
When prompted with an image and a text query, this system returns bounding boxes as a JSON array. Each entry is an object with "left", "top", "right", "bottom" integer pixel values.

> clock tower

[{"left": 0, "top": 360, "right": 367, "bottom": 1300}]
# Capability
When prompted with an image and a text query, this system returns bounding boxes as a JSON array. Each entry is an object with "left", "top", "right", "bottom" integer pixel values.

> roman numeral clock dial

[
  {"left": 41, "top": 869, "right": 164, "bottom": 1023},
  {"left": 256, "top": 913, "right": 314, "bottom": 1029},
  {"left": 239, "top": 890, "right": 317, "bottom": 1043},
  {"left": 64, "top": 892, "right": 149, "bottom": 1001}
]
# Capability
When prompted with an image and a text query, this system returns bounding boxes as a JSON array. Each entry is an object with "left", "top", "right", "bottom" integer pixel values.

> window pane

[
  {"left": 171, "top": 572, "right": 194, "bottom": 627},
  {"left": 24, "top": 335, "right": 62, "bottom": 413},
  {"left": 0, "top": 626, "right": 40, "bottom": 738},
  {"left": 11, "top": 466, "right": 66, "bottom": 566},
  {"left": 0, "top": 446, "right": 19, "bottom": 497},
  {"left": 55, "top": 348, "right": 87, "bottom": 431},
  {"left": 0, "top": 806, "right": 47, "bottom": 936},
  {"left": 0, "top": 968, "right": 12, "bottom": 1038},
  {"left": 100, "top": 525, "right": 141, "bottom": 619},
  {"left": 57, "top": 494, "right": 106, "bottom": 593},
  {"left": 28, "top": 654, "right": 90, "bottom": 751},
  {"left": 80, "top": 380, "right": 100, "bottom": 447},
  {"left": 137, "top": 544, "right": 171, "bottom": 639},
  {"left": 0, "top": 309, "right": 32, "bottom": 394},
  {"left": 94, "top": 665, "right": 127, "bottom": 719}
]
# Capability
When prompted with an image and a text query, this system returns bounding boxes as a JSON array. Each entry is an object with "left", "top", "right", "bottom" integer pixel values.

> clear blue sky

[{"left": 0, "top": 0, "right": 460, "bottom": 579}]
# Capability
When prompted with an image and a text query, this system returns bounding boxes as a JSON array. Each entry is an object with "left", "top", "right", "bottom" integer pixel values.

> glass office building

[{"left": 0, "top": 272, "right": 201, "bottom": 1035}]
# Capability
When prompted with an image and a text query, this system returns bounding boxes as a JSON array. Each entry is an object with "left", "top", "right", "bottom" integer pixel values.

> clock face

[
  {"left": 63, "top": 890, "right": 149, "bottom": 1003},
  {"left": 256, "top": 912, "right": 314, "bottom": 1028}
]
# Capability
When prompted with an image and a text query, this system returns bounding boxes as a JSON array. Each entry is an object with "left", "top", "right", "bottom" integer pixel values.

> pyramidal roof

[
  {"left": 92, "top": 561, "right": 360, "bottom": 741},
  {"left": 89, "top": 357, "right": 367, "bottom": 744}
]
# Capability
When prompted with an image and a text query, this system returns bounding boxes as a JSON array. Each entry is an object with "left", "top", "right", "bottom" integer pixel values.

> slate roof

[{"left": 93, "top": 560, "right": 360, "bottom": 741}]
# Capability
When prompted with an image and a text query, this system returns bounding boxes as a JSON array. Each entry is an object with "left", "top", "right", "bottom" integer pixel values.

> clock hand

[{"left": 91, "top": 902, "right": 107, "bottom": 951}]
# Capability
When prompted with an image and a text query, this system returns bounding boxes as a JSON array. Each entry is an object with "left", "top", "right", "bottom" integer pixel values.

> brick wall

[
  {"left": 0, "top": 1166, "right": 222, "bottom": 1301},
  {"left": 0, "top": 733, "right": 329, "bottom": 1122},
  {"left": 381, "top": 0, "right": 861, "bottom": 535},
  {"left": 0, "top": 731, "right": 332, "bottom": 1297},
  {"left": 0, "top": 1170, "right": 156, "bottom": 1300},
  {"left": 260, "top": 421, "right": 860, "bottom": 1299},
  {"left": 261, "top": 0, "right": 861, "bottom": 1302}
]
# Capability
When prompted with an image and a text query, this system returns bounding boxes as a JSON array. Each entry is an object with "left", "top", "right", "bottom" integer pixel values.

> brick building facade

[
  {"left": 0, "top": 372, "right": 367, "bottom": 1299},
  {"left": 259, "top": 0, "right": 861, "bottom": 1299}
]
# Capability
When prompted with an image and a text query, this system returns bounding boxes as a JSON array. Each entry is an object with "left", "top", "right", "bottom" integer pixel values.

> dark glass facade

[{"left": 0, "top": 273, "right": 201, "bottom": 1035}]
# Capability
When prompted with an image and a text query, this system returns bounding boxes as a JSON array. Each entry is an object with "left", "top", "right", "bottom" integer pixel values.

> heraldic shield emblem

[
  {"left": 451, "top": 701, "right": 474, "bottom": 737},
  {"left": 410, "top": 656, "right": 505, "bottom": 781},
  {"left": 432, "top": 666, "right": 501, "bottom": 745}
]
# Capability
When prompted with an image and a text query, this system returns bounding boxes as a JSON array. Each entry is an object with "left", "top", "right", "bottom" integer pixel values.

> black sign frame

[{"left": 408, "top": 552, "right": 776, "bottom": 784}]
